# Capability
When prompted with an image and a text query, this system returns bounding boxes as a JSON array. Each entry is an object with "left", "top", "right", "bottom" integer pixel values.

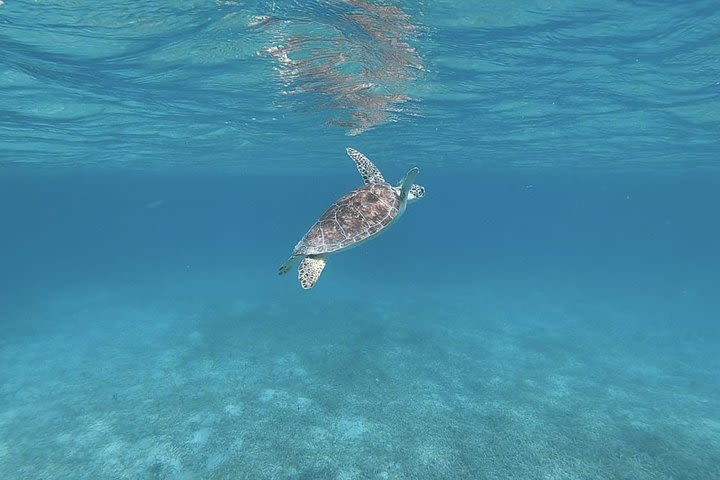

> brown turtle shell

[{"left": 293, "top": 182, "right": 400, "bottom": 255}]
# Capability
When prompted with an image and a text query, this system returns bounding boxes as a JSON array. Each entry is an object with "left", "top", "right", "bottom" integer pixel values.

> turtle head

[{"left": 407, "top": 183, "right": 425, "bottom": 203}]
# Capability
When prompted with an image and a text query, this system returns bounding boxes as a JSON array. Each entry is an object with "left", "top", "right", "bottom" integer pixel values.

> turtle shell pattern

[{"left": 293, "top": 182, "right": 400, "bottom": 255}]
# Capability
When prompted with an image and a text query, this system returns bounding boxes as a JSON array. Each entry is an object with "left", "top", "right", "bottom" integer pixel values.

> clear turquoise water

[{"left": 1, "top": 1, "right": 719, "bottom": 479}]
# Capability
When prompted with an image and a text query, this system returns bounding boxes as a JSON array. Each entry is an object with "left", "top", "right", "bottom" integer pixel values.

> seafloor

[{"left": 1, "top": 268, "right": 718, "bottom": 480}]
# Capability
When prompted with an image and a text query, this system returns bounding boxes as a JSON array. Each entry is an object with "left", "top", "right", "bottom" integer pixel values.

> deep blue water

[{"left": 1, "top": 1, "right": 719, "bottom": 479}]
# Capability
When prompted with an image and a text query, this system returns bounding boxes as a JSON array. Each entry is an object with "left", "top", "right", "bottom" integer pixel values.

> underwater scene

[{"left": 1, "top": 1, "right": 719, "bottom": 479}]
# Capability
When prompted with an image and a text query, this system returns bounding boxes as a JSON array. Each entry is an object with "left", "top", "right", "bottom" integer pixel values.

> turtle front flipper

[
  {"left": 399, "top": 167, "right": 420, "bottom": 201},
  {"left": 346, "top": 148, "right": 385, "bottom": 185},
  {"left": 298, "top": 256, "right": 326, "bottom": 289},
  {"left": 278, "top": 255, "right": 299, "bottom": 275}
]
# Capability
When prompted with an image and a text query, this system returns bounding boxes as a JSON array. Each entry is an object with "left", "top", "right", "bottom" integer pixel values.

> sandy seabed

[{"left": 1, "top": 269, "right": 718, "bottom": 479}]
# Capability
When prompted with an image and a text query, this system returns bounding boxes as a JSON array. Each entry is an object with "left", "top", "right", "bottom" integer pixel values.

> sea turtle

[{"left": 279, "top": 147, "right": 425, "bottom": 289}]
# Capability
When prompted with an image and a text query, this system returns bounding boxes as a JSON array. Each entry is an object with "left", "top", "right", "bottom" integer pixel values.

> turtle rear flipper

[
  {"left": 298, "top": 256, "right": 326, "bottom": 289},
  {"left": 278, "top": 255, "right": 298, "bottom": 275}
]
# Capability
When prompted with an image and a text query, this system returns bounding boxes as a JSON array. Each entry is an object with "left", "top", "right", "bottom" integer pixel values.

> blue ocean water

[{"left": 1, "top": 1, "right": 719, "bottom": 478}]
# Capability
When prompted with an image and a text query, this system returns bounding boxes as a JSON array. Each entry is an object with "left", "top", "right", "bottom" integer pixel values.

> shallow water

[{"left": 1, "top": 1, "right": 719, "bottom": 479}]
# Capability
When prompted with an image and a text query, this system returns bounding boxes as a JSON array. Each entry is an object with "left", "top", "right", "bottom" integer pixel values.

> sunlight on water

[
  {"left": 257, "top": 0, "right": 425, "bottom": 135},
  {"left": 0, "top": 0, "right": 718, "bottom": 172},
  {"left": 1, "top": 2, "right": 720, "bottom": 478}
]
